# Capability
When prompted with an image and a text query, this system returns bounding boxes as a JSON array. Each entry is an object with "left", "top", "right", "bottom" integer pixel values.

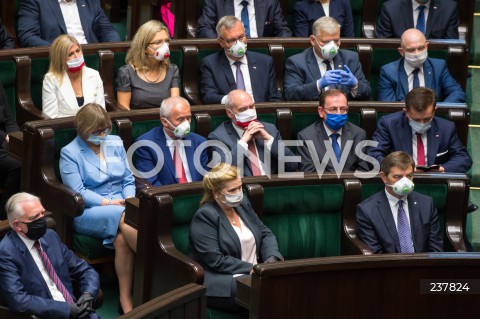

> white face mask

[
  {"left": 66, "top": 55, "right": 85, "bottom": 73},
  {"left": 149, "top": 43, "right": 170, "bottom": 61},
  {"left": 387, "top": 177, "right": 415, "bottom": 196},
  {"left": 229, "top": 40, "right": 247, "bottom": 58},
  {"left": 234, "top": 108, "right": 257, "bottom": 123},
  {"left": 220, "top": 190, "right": 244, "bottom": 207},
  {"left": 408, "top": 118, "right": 432, "bottom": 134},
  {"left": 316, "top": 39, "right": 339, "bottom": 60},
  {"left": 164, "top": 119, "right": 190, "bottom": 138},
  {"left": 404, "top": 50, "right": 428, "bottom": 69}
]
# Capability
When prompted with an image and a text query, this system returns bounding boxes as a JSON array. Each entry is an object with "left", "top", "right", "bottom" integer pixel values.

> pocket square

[{"left": 436, "top": 150, "right": 448, "bottom": 157}]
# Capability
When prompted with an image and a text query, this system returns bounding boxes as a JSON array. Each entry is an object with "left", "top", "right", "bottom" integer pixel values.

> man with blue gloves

[{"left": 284, "top": 16, "right": 371, "bottom": 101}]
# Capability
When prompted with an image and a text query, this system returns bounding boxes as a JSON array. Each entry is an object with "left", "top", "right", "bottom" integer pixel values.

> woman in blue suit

[
  {"left": 59, "top": 103, "right": 136, "bottom": 313},
  {"left": 189, "top": 163, "right": 283, "bottom": 312}
]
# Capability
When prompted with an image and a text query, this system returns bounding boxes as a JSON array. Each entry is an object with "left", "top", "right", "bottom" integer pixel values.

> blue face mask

[
  {"left": 325, "top": 113, "right": 347, "bottom": 131},
  {"left": 87, "top": 135, "right": 106, "bottom": 145}
]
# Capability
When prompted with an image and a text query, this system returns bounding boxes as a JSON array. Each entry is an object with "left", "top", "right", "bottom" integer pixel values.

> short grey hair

[
  {"left": 160, "top": 96, "right": 190, "bottom": 119},
  {"left": 6, "top": 192, "right": 41, "bottom": 227},
  {"left": 225, "top": 89, "right": 252, "bottom": 110},
  {"left": 216, "top": 16, "right": 242, "bottom": 37},
  {"left": 312, "top": 16, "right": 341, "bottom": 37}
]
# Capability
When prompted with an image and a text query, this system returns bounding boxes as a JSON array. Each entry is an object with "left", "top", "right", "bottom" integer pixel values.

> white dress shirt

[
  {"left": 17, "top": 234, "right": 66, "bottom": 302},
  {"left": 323, "top": 121, "right": 343, "bottom": 149},
  {"left": 220, "top": 55, "right": 254, "bottom": 104},
  {"left": 404, "top": 62, "right": 426, "bottom": 91},
  {"left": 384, "top": 189, "right": 411, "bottom": 230},
  {"left": 234, "top": 0, "right": 259, "bottom": 38},
  {"left": 232, "top": 216, "right": 257, "bottom": 265},
  {"left": 164, "top": 130, "right": 193, "bottom": 182},
  {"left": 411, "top": 129, "right": 428, "bottom": 165},
  {"left": 59, "top": 0, "right": 88, "bottom": 44}
]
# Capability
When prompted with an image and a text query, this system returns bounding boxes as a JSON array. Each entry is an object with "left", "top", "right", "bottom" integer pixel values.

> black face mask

[{"left": 21, "top": 216, "right": 47, "bottom": 241}]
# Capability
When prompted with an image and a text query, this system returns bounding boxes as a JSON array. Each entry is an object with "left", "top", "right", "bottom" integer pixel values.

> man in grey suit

[
  {"left": 284, "top": 16, "right": 371, "bottom": 101},
  {"left": 208, "top": 90, "right": 297, "bottom": 176},
  {"left": 297, "top": 89, "right": 370, "bottom": 174}
]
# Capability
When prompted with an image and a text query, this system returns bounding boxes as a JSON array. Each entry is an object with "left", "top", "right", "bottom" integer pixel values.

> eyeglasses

[
  {"left": 92, "top": 127, "right": 111, "bottom": 136},
  {"left": 149, "top": 39, "right": 169, "bottom": 46},
  {"left": 324, "top": 107, "right": 349, "bottom": 114},
  {"left": 219, "top": 34, "right": 246, "bottom": 45}
]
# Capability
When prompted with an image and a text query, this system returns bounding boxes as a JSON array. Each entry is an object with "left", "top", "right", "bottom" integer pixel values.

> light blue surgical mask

[
  {"left": 408, "top": 118, "right": 432, "bottom": 134},
  {"left": 325, "top": 113, "right": 347, "bottom": 131},
  {"left": 87, "top": 135, "right": 106, "bottom": 145}
]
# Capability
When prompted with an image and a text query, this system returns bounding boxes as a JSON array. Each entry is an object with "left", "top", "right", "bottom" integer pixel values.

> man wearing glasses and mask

[
  {"left": 378, "top": 28, "right": 465, "bottom": 103},
  {"left": 284, "top": 16, "right": 371, "bottom": 101},
  {"left": 297, "top": 89, "right": 370, "bottom": 173},
  {"left": 199, "top": 16, "right": 281, "bottom": 104}
]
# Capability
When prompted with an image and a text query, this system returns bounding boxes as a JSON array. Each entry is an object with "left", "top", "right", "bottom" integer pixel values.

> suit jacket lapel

[
  {"left": 219, "top": 53, "right": 237, "bottom": 91},
  {"left": 425, "top": 0, "right": 438, "bottom": 38},
  {"left": 77, "top": 137, "right": 108, "bottom": 174},
  {"left": 397, "top": 113, "right": 413, "bottom": 155},
  {"left": 236, "top": 202, "right": 261, "bottom": 252},
  {"left": 378, "top": 192, "right": 401, "bottom": 252},
  {"left": 156, "top": 128, "right": 177, "bottom": 182},
  {"left": 247, "top": 53, "right": 260, "bottom": 102},
  {"left": 316, "top": 121, "right": 332, "bottom": 170},
  {"left": 399, "top": 59, "right": 409, "bottom": 98},
  {"left": 184, "top": 135, "right": 197, "bottom": 180},
  {"left": 426, "top": 119, "right": 440, "bottom": 165},
  {"left": 76, "top": 0, "right": 92, "bottom": 42},
  {"left": 401, "top": 0, "right": 414, "bottom": 28},
  {"left": 224, "top": 0, "right": 235, "bottom": 15},
  {"left": 60, "top": 72, "right": 77, "bottom": 107},
  {"left": 48, "top": 0, "right": 67, "bottom": 34},
  {"left": 423, "top": 59, "right": 433, "bottom": 88},
  {"left": 307, "top": 48, "right": 322, "bottom": 84},
  {"left": 225, "top": 121, "right": 253, "bottom": 176},
  {"left": 407, "top": 193, "right": 422, "bottom": 252},
  {"left": 215, "top": 204, "right": 242, "bottom": 257},
  {"left": 254, "top": 0, "right": 266, "bottom": 36}
]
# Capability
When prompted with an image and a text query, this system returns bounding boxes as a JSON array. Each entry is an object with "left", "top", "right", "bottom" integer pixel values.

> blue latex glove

[
  {"left": 318, "top": 70, "right": 342, "bottom": 88},
  {"left": 337, "top": 65, "right": 358, "bottom": 87}
]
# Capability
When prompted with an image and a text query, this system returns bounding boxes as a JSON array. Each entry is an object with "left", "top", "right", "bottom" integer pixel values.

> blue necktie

[
  {"left": 397, "top": 200, "right": 414, "bottom": 253},
  {"left": 416, "top": 5, "right": 426, "bottom": 35},
  {"left": 241, "top": 1, "right": 250, "bottom": 38},
  {"left": 330, "top": 133, "right": 341, "bottom": 162},
  {"left": 234, "top": 61, "right": 246, "bottom": 90},
  {"left": 412, "top": 68, "right": 420, "bottom": 89}
]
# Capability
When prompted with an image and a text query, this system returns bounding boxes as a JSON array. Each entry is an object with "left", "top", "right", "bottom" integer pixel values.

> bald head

[{"left": 399, "top": 28, "right": 428, "bottom": 56}]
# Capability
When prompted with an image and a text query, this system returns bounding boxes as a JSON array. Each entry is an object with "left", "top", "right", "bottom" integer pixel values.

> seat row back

[
  {"left": 125, "top": 172, "right": 470, "bottom": 306},
  {"left": 0, "top": 38, "right": 468, "bottom": 126}
]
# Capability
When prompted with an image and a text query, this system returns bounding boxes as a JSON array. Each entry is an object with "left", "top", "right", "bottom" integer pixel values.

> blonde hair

[
  {"left": 200, "top": 163, "right": 239, "bottom": 206},
  {"left": 48, "top": 34, "right": 82, "bottom": 84},
  {"left": 126, "top": 20, "right": 171, "bottom": 72},
  {"left": 75, "top": 103, "right": 112, "bottom": 140}
]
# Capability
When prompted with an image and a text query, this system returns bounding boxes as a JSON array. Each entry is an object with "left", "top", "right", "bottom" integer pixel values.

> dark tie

[
  {"left": 416, "top": 133, "right": 426, "bottom": 166},
  {"left": 173, "top": 140, "right": 187, "bottom": 183},
  {"left": 247, "top": 140, "right": 262, "bottom": 176},
  {"left": 233, "top": 61, "right": 246, "bottom": 90},
  {"left": 323, "top": 60, "right": 332, "bottom": 72},
  {"left": 396, "top": 200, "right": 414, "bottom": 253},
  {"left": 330, "top": 133, "right": 341, "bottom": 162},
  {"left": 416, "top": 5, "right": 426, "bottom": 34},
  {"left": 241, "top": 1, "right": 250, "bottom": 37},
  {"left": 412, "top": 68, "right": 420, "bottom": 89},
  {"left": 34, "top": 241, "right": 75, "bottom": 303}
]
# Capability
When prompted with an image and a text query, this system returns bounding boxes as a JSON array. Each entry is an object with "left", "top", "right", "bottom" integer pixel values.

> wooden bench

[{"left": 237, "top": 252, "right": 480, "bottom": 318}]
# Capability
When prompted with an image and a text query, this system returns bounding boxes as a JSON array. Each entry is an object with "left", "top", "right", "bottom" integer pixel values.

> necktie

[
  {"left": 412, "top": 68, "right": 420, "bottom": 89},
  {"left": 330, "top": 133, "right": 341, "bottom": 162},
  {"left": 416, "top": 5, "right": 426, "bottom": 35},
  {"left": 323, "top": 60, "right": 332, "bottom": 72},
  {"left": 416, "top": 133, "right": 426, "bottom": 166},
  {"left": 247, "top": 140, "right": 262, "bottom": 176},
  {"left": 233, "top": 61, "right": 246, "bottom": 90},
  {"left": 396, "top": 200, "right": 414, "bottom": 253},
  {"left": 241, "top": 1, "right": 250, "bottom": 38},
  {"left": 173, "top": 140, "right": 187, "bottom": 183},
  {"left": 34, "top": 241, "right": 74, "bottom": 303}
]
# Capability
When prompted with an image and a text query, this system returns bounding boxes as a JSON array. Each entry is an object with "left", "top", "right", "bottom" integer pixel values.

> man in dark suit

[
  {"left": 297, "top": 89, "right": 370, "bottom": 174},
  {"left": 0, "top": 193, "right": 100, "bottom": 318},
  {"left": 284, "top": 16, "right": 371, "bottom": 101},
  {"left": 208, "top": 90, "right": 297, "bottom": 177},
  {"left": 369, "top": 87, "right": 471, "bottom": 173},
  {"left": 375, "top": 0, "right": 459, "bottom": 39},
  {"left": 134, "top": 96, "right": 209, "bottom": 186},
  {"left": 0, "top": 18, "right": 15, "bottom": 49},
  {"left": 356, "top": 151, "right": 444, "bottom": 254},
  {"left": 0, "top": 82, "right": 21, "bottom": 220},
  {"left": 293, "top": 0, "right": 354, "bottom": 37},
  {"left": 200, "top": 16, "right": 281, "bottom": 104},
  {"left": 378, "top": 28, "right": 465, "bottom": 103},
  {"left": 18, "top": 0, "right": 120, "bottom": 48},
  {"left": 196, "top": 0, "right": 291, "bottom": 38}
]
